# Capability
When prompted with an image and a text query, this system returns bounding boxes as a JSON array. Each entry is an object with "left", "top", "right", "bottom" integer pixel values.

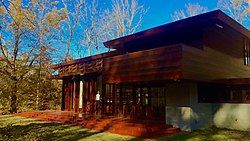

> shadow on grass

[
  {"left": 153, "top": 126, "right": 250, "bottom": 141},
  {"left": 0, "top": 117, "right": 104, "bottom": 141},
  {"left": 0, "top": 115, "right": 137, "bottom": 141}
]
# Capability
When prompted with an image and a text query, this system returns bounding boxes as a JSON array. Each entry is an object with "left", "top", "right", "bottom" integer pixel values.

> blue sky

[
  {"left": 1, "top": 0, "right": 248, "bottom": 60},
  {"left": 140, "top": 0, "right": 218, "bottom": 30}
]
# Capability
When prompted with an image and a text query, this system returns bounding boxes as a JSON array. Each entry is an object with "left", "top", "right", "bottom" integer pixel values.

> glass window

[
  {"left": 79, "top": 81, "right": 83, "bottom": 109},
  {"left": 230, "top": 90, "right": 242, "bottom": 101},
  {"left": 243, "top": 40, "right": 250, "bottom": 65},
  {"left": 243, "top": 90, "right": 250, "bottom": 102}
]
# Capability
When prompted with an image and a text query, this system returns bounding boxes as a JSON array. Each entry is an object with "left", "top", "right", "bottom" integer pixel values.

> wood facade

[
  {"left": 52, "top": 10, "right": 250, "bottom": 119},
  {"left": 103, "top": 45, "right": 182, "bottom": 83}
]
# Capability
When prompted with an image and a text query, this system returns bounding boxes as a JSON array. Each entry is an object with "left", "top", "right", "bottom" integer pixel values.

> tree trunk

[
  {"left": 10, "top": 83, "right": 18, "bottom": 113},
  {"left": 10, "top": 94, "right": 17, "bottom": 113}
]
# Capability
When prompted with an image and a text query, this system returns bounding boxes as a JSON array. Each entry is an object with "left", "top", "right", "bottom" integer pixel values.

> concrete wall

[
  {"left": 188, "top": 82, "right": 214, "bottom": 130},
  {"left": 166, "top": 106, "right": 192, "bottom": 131},
  {"left": 165, "top": 81, "right": 250, "bottom": 131},
  {"left": 165, "top": 82, "right": 192, "bottom": 131},
  {"left": 190, "top": 82, "right": 250, "bottom": 131},
  {"left": 213, "top": 103, "right": 250, "bottom": 131}
]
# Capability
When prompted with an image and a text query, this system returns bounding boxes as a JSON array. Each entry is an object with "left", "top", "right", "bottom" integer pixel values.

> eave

[{"left": 104, "top": 10, "right": 250, "bottom": 51}]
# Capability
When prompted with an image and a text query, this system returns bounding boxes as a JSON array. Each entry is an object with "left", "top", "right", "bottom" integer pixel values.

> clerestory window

[{"left": 243, "top": 39, "right": 250, "bottom": 65}]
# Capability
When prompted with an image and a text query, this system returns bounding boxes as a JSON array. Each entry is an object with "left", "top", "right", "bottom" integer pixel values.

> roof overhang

[
  {"left": 51, "top": 50, "right": 123, "bottom": 69},
  {"left": 104, "top": 10, "right": 250, "bottom": 52}
]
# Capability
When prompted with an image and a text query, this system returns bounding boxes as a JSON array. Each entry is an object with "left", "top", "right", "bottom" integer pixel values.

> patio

[{"left": 15, "top": 110, "right": 180, "bottom": 138}]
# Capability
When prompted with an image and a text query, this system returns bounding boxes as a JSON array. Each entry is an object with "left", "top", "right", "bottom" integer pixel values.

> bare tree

[
  {"left": 172, "top": 3, "right": 208, "bottom": 21},
  {"left": 218, "top": 0, "right": 250, "bottom": 24},
  {"left": 80, "top": 0, "right": 102, "bottom": 56},
  {"left": 59, "top": 0, "right": 86, "bottom": 61},
  {"left": 51, "top": 0, "right": 147, "bottom": 57},
  {"left": 79, "top": 0, "right": 147, "bottom": 56},
  {"left": 101, "top": 0, "right": 147, "bottom": 40}
]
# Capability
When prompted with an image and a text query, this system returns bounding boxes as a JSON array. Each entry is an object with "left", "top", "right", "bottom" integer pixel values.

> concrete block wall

[
  {"left": 165, "top": 81, "right": 250, "bottom": 131},
  {"left": 213, "top": 103, "right": 250, "bottom": 131}
]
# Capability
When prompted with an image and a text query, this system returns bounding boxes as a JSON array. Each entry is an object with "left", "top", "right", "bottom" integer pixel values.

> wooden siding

[
  {"left": 103, "top": 45, "right": 183, "bottom": 83},
  {"left": 203, "top": 25, "right": 244, "bottom": 58},
  {"left": 52, "top": 51, "right": 124, "bottom": 77},
  {"left": 57, "top": 59, "right": 103, "bottom": 77},
  {"left": 181, "top": 45, "right": 250, "bottom": 81}
]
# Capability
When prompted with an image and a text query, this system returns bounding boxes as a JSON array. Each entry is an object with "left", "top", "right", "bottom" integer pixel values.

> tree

[
  {"left": 60, "top": 0, "right": 147, "bottom": 57},
  {"left": 218, "top": 0, "right": 250, "bottom": 25},
  {"left": 80, "top": 0, "right": 103, "bottom": 56},
  {"left": 58, "top": 0, "right": 86, "bottom": 60},
  {"left": 0, "top": 0, "right": 147, "bottom": 113},
  {"left": 172, "top": 3, "right": 208, "bottom": 21},
  {"left": 101, "top": 0, "right": 147, "bottom": 40},
  {"left": 0, "top": 0, "right": 63, "bottom": 113},
  {"left": 57, "top": 0, "right": 101, "bottom": 58}
]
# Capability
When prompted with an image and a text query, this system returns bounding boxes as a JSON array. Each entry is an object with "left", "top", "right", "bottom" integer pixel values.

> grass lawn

[{"left": 0, "top": 115, "right": 249, "bottom": 141}]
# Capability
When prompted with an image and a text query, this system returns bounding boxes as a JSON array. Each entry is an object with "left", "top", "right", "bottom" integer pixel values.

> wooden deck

[{"left": 15, "top": 110, "right": 180, "bottom": 138}]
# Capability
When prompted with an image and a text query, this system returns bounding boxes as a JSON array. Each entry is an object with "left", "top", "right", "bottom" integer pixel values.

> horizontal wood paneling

[
  {"left": 203, "top": 26, "right": 243, "bottom": 58},
  {"left": 104, "top": 71, "right": 182, "bottom": 83},
  {"left": 181, "top": 45, "right": 250, "bottom": 81},
  {"left": 103, "top": 45, "right": 183, "bottom": 83}
]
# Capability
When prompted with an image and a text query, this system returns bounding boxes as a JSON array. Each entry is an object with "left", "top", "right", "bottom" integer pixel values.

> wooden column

[
  {"left": 146, "top": 87, "right": 153, "bottom": 119},
  {"left": 131, "top": 85, "right": 136, "bottom": 119},
  {"left": 101, "top": 83, "right": 106, "bottom": 115},
  {"left": 119, "top": 84, "right": 123, "bottom": 116},
  {"left": 112, "top": 84, "right": 116, "bottom": 115},
  {"left": 65, "top": 79, "right": 71, "bottom": 111},
  {"left": 91, "top": 80, "right": 97, "bottom": 114},
  {"left": 61, "top": 78, "right": 66, "bottom": 111},
  {"left": 83, "top": 81, "right": 89, "bottom": 114},
  {"left": 71, "top": 81, "right": 74, "bottom": 111},
  {"left": 68, "top": 80, "right": 72, "bottom": 111},
  {"left": 74, "top": 77, "right": 80, "bottom": 113},
  {"left": 108, "top": 84, "right": 112, "bottom": 114}
]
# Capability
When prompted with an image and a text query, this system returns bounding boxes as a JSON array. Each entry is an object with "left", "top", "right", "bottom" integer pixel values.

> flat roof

[{"left": 104, "top": 10, "right": 250, "bottom": 51}]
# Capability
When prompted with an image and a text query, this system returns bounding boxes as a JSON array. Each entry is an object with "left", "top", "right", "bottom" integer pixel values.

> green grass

[
  {"left": 0, "top": 115, "right": 135, "bottom": 141},
  {"left": 0, "top": 115, "right": 249, "bottom": 141},
  {"left": 158, "top": 127, "right": 250, "bottom": 141}
]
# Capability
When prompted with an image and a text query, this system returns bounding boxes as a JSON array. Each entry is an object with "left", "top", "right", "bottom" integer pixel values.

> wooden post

[
  {"left": 131, "top": 85, "right": 136, "bottom": 119},
  {"left": 65, "top": 80, "right": 70, "bottom": 111},
  {"left": 89, "top": 80, "right": 93, "bottom": 114},
  {"left": 83, "top": 80, "right": 89, "bottom": 114},
  {"left": 119, "top": 83, "right": 123, "bottom": 116},
  {"left": 67, "top": 79, "right": 71, "bottom": 111},
  {"left": 109, "top": 84, "right": 112, "bottom": 114},
  {"left": 146, "top": 87, "right": 153, "bottom": 119},
  {"left": 112, "top": 84, "right": 116, "bottom": 115},
  {"left": 70, "top": 79, "right": 74, "bottom": 111},
  {"left": 92, "top": 80, "right": 97, "bottom": 114},
  {"left": 61, "top": 78, "right": 66, "bottom": 111},
  {"left": 101, "top": 83, "right": 106, "bottom": 115},
  {"left": 74, "top": 77, "right": 80, "bottom": 113}
]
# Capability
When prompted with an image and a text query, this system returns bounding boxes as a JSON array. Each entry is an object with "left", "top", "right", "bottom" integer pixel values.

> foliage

[
  {"left": 0, "top": 0, "right": 146, "bottom": 113},
  {"left": 218, "top": 0, "right": 250, "bottom": 25},
  {"left": 172, "top": 3, "right": 208, "bottom": 21},
  {"left": 0, "top": 0, "right": 63, "bottom": 113}
]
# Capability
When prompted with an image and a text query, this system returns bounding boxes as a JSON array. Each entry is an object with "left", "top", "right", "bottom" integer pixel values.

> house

[{"left": 52, "top": 10, "right": 250, "bottom": 131}]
